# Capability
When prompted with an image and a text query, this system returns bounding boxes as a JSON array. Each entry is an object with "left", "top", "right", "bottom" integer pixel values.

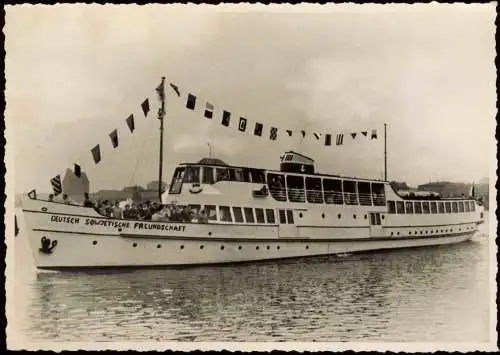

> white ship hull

[{"left": 21, "top": 197, "right": 481, "bottom": 270}]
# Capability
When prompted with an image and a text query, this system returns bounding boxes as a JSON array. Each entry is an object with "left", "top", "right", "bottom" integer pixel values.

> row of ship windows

[
  {"left": 387, "top": 200, "right": 476, "bottom": 215},
  {"left": 389, "top": 225, "right": 474, "bottom": 236},
  {"left": 199, "top": 205, "right": 295, "bottom": 225}
]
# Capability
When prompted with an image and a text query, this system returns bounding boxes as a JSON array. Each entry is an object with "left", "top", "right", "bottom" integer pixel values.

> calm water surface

[{"left": 13, "top": 217, "right": 491, "bottom": 342}]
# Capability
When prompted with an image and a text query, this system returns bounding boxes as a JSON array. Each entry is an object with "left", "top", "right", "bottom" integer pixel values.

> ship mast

[
  {"left": 384, "top": 123, "right": 387, "bottom": 181},
  {"left": 158, "top": 77, "right": 166, "bottom": 202}
]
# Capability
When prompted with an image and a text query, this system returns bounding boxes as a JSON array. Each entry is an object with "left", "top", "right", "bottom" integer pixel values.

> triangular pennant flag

[
  {"left": 325, "top": 134, "right": 332, "bottom": 146},
  {"left": 169, "top": 83, "right": 180, "bottom": 97},
  {"left": 371, "top": 129, "right": 378, "bottom": 139},
  {"left": 74, "top": 164, "right": 81, "bottom": 177},
  {"left": 50, "top": 175, "right": 62, "bottom": 195},
  {"left": 313, "top": 133, "right": 321, "bottom": 140},
  {"left": 361, "top": 131, "right": 368, "bottom": 137},
  {"left": 221, "top": 111, "right": 231, "bottom": 127},
  {"left": 301, "top": 130, "right": 306, "bottom": 138},
  {"left": 254, "top": 122, "right": 263, "bottom": 137},
  {"left": 126, "top": 114, "right": 135, "bottom": 133},
  {"left": 27, "top": 189, "right": 37, "bottom": 199},
  {"left": 186, "top": 93, "right": 196, "bottom": 110},
  {"left": 286, "top": 130, "right": 293, "bottom": 137},
  {"left": 351, "top": 132, "right": 357, "bottom": 139},
  {"left": 14, "top": 214, "right": 19, "bottom": 237},
  {"left": 91, "top": 145, "right": 101, "bottom": 164},
  {"left": 204, "top": 102, "right": 214, "bottom": 119},
  {"left": 270, "top": 127, "right": 278, "bottom": 141},
  {"left": 238, "top": 117, "right": 247, "bottom": 132},
  {"left": 109, "top": 129, "right": 119, "bottom": 148},
  {"left": 336, "top": 134, "right": 344, "bottom": 145},
  {"left": 155, "top": 80, "right": 165, "bottom": 102},
  {"left": 141, "top": 99, "right": 150, "bottom": 117}
]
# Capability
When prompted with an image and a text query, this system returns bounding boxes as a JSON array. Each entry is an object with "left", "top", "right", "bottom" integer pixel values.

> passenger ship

[{"left": 20, "top": 79, "right": 485, "bottom": 270}]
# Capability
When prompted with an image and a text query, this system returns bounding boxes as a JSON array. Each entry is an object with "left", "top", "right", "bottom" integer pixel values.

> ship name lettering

[
  {"left": 133, "top": 222, "right": 185, "bottom": 232},
  {"left": 50, "top": 215, "right": 80, "bottom": 224},
  {"left": 84, "top": 218, "right": 130, "bottom": 229}
]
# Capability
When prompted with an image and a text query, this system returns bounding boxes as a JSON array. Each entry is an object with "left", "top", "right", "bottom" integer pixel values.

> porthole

[
  {"left": 425, "top": 231, "right": 428, "bottom": 234},
  {"left": 353, "top": 214, "right": 357, "bottom": 219},
  {"left": 92, "top": 240, "right": 97, "bottom": 245},
  {"left": 420, "top": 231, "right": 423, "bottom": 235},
  {"left": 299, "top": 212, "right": 303, "bottom": 218},
  {"left": 208, "top": 232, "right": 212, "bottom": 236},
  {"left": 180, "top": 245, "right": 184, "bottom": 250},
  {"left": 220, "top": 245, "right": 224, "bottom": 250},
  {"left": 266, "top": 246, "right": 270, "bottom": 250},
  {"left": 277, "top": 246, "right": 280, "bottom": 250},
  {"left": 337, "top": 214, "right": 342, "bottom": 219},
  {"left": 321, "top": 213, "right": 325, "bottom": 219},
  {"left": 381, "top": 215, "right": 385, "bottom": 219},
  {"left": 397, "top": 232, "right": 400, "bottom": 236},
  {"left": 157, "top": 244, "right": 161, "bottom": 248},
  {"left": 256, "top": 246, "right": 260, "bottom": 250},
  {"left": 391, "top": 232, "right": 394, "bottom": 236},
  {"left": 305, "top": 245, "right": 309, "bottom": 250},
  {"left": 409, "top": 231, "right": 412, "bottom": 235},
  {"left": 238, "top": 246, "right": 242, "bottom": 250},
  {"left": 133, "top": 243, "right": 137, "bottom": 247},
  {"left": 364, "top": 215, "right": 367, "bottom": 219},
  {"left": 200, "top": 245, "right": 204, "bottom": 250}
]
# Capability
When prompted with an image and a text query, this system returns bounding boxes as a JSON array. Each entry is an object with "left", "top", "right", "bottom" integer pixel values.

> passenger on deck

[
  {"left": 198, "top": 209, "right": 208, "bottom": 224},
  {"left": 128, "top": 203, "right": 139, "bottom": 219},
  {"left": 83, "top": 193, "right": 94, "bottom": 208},
  {"left": 112, "top": 201, "right": 123, "bottom": 219},
  {"left": 48, "top": 194, "right": 54, "bottom": 202},
  {"left": 62, "top": 194, "right": 75, "bottom": 205},
  {"left": 123, "top": 204, "right": 131, "bottom": 219}
]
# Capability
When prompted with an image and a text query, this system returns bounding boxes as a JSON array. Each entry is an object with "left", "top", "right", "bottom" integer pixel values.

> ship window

[
  {"left": 396, "top": 201, "right": 405, "bottom": 214},
  {"left": 279, "top": 209, "right": 286, "bottom": 224},
  {"left": 286, "top": 175, "right": 305, "bottom": 203},
  {"left": 452, "top": 202, "right": 458, "bottom": 213},
  {"left": 422, "top": 202, "right": 430, "bottom": 214},
  {"left": 323, "top": 178, "right": 343, "bottom": 204},
  {"left": 244, "top": 207, "right": 255, "bottom": 223},
  {"left": 358, "top": 182, "right": 372, "bottom": 206},
  {"left": 430, "top": 202, "right": 437, "bottom": 214},
  {"left": 215, "top": 168, "right": 230, "bottom": 182},
  {"left": 445, "top": 201, "right": 451, "bottom": 213},
  {"left": 388, "top": 200, "right": 396, "bottom": 214},
  {"left": 414, "top": 202, "right": 422, "bottom": 214},
  {"left": 458, "top": 201, "right": 465, "bottom": 212},
  {"left": 470, "top": 201, "right": 476, "bottom": 212},
  {"left": 343, "top": 180, "right": 358, "bottom": 205},
  {"left": 438, "top": 202, "right": 445, "bottom": 213},
  {"left": 184, "top": 166, "right": 200, "bottom": 183},
  {"left": 205, "top": 204, "right": 217, "bottom": 221},
  {"left": 405, "top": 201, "right": 414, "bottom": 214},
  {"left": 268, "top": 173, "right": 287, "bottom": 202},
  {"left": 232, "top": 207, "right": 244, "bottom": 223},
  {"left": 219, "top": 206, "right": 232, "bottom": 222},
  {"left": 202, "top": 167, "right": 214, "bottom": 184},
  {"left": 306, "top": 177, "right": 323, "bottom": 203},
  {"left": 371, "top": 182, "right": 386, "bottom": 206},
  {"left": 228, "top": 168, "right": 245, "bottom": 182},
  {"left": 169, "top": 167, "right": 185, "bottom": 194},
  {"left": 243, "top": 168, "right": 266, "bottom": 183},
  {"left": 265, "top": 209, "right": 275, "bottom": 224},
  {"left": 286, "top": 210, "right": 294, "bottom": 224},
  {"left": 255, "top": 208, "right": 265, "bottom": 223},
  {"left": 464, "top": 201, "right": 470, "bottom": 212},
  {"left": 375, "top": 213, "right": 381, "bottom": 225}
]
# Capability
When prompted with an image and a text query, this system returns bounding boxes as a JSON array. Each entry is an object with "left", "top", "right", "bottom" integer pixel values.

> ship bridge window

[
  {"left": 430, "top": 202, "right": 437, "bottom": 214},
  {"left": 458, "top": 201, "right": 465, "bottom": 212},
  {"left": 219, "top": 206, "right": 232, "bottom": 222},
  {"left": 255, "top": 208, "right": 265, "bottom": 223},
  {"left": 405, "top": 201, "right": 414, "bottom": 214},
  {"left": 205, "top": 204, "right": 217, "bottom": 221},
  {"left": 202, "top": 167, "right": 215, "bottom": 184},
  {"left": 414, "top": 201, "right": 422, "bottom": 214},
  {"left": 371, "top": 183, "right": 386, "bottom": 206},
  {"left": 388, "top": 201, "right": 396, "bottom": 214},
  {"left": 215, "top": 168, "right": 230, "bottom": 182},
  {"left": 396, "top": 201, "right": 405, "bottom": 214},
  {"left": 323, "top": 178, "right": 343, "bottom": 204},
  {"left": 244, "top": 207, "right": 255, "bottom": 223},
  {"left": 445, "top": 201, "right": 451, "bottom": 213},
  {"left": 452, "top": 202, "right": 458, "bottom": 213},
  {"left": 422, "top": 202, "right": 430, "bottom": 214},
  {"left": 228, "top": 168, "right": 245, "bottom": 182},
  {"left": 464, "top": 201, "right": 470, "bottom": 212},
  {"left": 358, "top": 182, "right": 372, "bottom": 206},
  {"left": 343, "top": 180, "right": 358, "bottom": 205},
  {"left": 268, "top": 173, "right": 287, "bottom": 202},
  {"left": 306, "top": 177, "right": 323, "bottom": 203},
  {"left": 286, "top": 175, "right": 305, "bottom": 203},
  {"left": 266, "top": 209, "right": 276, "bottom": 224},
  {"left": 184, "top": 166, "right": 200, "bottom": 183},
  {"left": 232, "top": 207, "right": 244, "bottom": 223},
  {"left": 169, "top": 167, "right": 185, "bottom": 194},
  {"left": 438, "top": 202, "right": 445, "bottom": 213}
]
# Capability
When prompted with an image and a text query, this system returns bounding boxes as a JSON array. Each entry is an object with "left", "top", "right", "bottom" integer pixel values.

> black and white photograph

[{"left": 5, "top": 3, "right": 497, "bottom": 351}]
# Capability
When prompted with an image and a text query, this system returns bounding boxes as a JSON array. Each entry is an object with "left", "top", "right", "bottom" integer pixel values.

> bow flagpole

[{"left": 156, "top": 77, "right": 166, "bottom": 202}]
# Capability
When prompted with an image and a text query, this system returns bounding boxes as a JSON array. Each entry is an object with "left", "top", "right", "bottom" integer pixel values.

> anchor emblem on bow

[{"left": 39, "top": 236, "right": 58, "bottom": 254}]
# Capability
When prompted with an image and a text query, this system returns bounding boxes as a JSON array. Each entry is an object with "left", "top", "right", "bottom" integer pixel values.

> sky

[{"left": 5, "top": 3, "right": 496, "bottom": 194}]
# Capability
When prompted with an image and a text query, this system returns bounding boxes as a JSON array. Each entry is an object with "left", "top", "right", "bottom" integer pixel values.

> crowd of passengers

[{"left": 47, "top": 193, "right": 209, "bottom": 223}]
